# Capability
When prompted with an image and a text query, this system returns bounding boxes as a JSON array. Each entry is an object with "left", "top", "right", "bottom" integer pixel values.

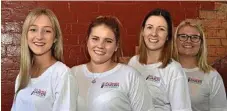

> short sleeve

[
  {"left": 52, "top": 69, "right": 79, "bottom": 111},
  {"left": 168, "top": 69, "right": 192, "bottom": 111},
  {"left": 209, "top": 71, "right": 227, "bottom": 110},
  {"left": 128, "top": 70, "right": 155, "bottom": 111}
]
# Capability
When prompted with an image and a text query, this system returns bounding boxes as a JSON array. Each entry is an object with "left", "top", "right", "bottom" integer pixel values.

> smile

[
  {"left": 148, "top": 38, "right": 158, "bottom": 43},
  {"left": 34, "top": 42, "right": 45, "bottom": 46},
  {"left": 94, "top": 50, "right": 106, "bottom": 55},
  {"left": 182, "top": 45, "right": 193, "bottom": 48}
]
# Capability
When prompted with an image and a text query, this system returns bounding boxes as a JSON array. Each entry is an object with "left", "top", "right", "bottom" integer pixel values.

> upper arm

[
  {"left": 128, "top": 71, "right": 155, "bottom": 111},
  {"left": 209, "top": 71, "right": 227, "bottom": 110},
  {"left": 168, "top": 70, "right": 192, "bottom": 111},
  {"left": 52, "top": 69, "right": 79, "bottom": 111}
]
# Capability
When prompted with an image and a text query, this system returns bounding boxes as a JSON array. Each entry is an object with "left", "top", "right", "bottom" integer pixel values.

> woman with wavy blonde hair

[
  {"left": 11, "top": 8, "right": 78, "bottom": 111},
  {"left": 172, "top": 19, "right": 227, "bottom": 111}
]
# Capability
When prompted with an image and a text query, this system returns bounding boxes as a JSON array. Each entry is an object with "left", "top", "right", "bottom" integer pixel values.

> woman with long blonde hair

[
  {"left": 172, "top": 19, "right": 227, "bottom": 111},
  {"left": 11, "top": 8, "right": 78, "bottom": 111}
]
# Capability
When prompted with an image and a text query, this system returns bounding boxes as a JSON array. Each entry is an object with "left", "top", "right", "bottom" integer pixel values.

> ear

[
  {"left": 54, "top": 39, "right": 57, "bottom": 43},
  {"left": 115, "top": 47, "right": 118, "bottom": 52},
  {"left": 115, "top": 43, "right": 119, "bottom": 52}
]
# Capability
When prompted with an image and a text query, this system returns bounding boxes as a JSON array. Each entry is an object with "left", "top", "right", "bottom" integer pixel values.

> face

[
  {"left": 27, "top": 15, "right": 55, "bottom": 57},
  {"left": 143, "top": 16, "right": 168, "bottom": 52},
  {"left": 176, "top": 25, "right": 201, "bottom": 57},
  {"left": 87, "top": 24, "right": 117, "bottom": 64}
]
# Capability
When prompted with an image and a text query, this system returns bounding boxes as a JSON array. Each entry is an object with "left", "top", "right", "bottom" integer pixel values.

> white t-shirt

[
  {"left": 71, "top": 63, "right": 155, "bottom": 111},
  {"left": 128, "top": 55, "right": 192, "bottom": 111},
  {"left": 184, "top": 67, "right": 227, "bottom": 111},
  {"left": 11, "top": 61, "right": 78, "bottom": 111}
]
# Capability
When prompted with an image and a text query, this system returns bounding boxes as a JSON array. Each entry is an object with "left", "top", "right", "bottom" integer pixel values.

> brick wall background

[{"left": 1, "top": 1, "right": 227, "bottom": 110}]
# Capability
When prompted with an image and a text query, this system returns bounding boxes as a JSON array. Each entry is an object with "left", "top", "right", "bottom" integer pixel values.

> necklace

[
  {"left": 91, "top": 73, "right": 98, "bottom": 84},
  {"left": 91, "top": 79, "right": 96, "bottom": 83}
]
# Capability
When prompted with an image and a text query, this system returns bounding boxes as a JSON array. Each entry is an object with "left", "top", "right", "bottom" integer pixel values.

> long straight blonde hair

[
  {"left": 172, "top": 19, "right": 213, "bottom": 73},
  {"left": 16, "top": 8, "right": 63, "bottom": 94}
]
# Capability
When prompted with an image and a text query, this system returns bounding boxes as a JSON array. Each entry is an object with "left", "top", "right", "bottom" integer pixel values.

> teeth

[
  {"left": 34, "top": 42, "right": 45, "bottom": 46},
  {"left": 183, "top": 45, "right": 192, "bottom": 48},
  {"left": 148, "top": 38, "right": 158, "bottom": 43},
  {"left": 94, "top": 50, "right": 105, "bottom": 55}
]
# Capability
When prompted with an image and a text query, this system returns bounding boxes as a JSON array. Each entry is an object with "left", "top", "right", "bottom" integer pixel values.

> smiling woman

[
  {"left": 128, "top": 8, "right": 192, "bottom": 111},
  {"left": 71, "top": 16, "right": 155, "bottom": 111},
  {"left": 172, "top": 19, "right": 227, "bottom": 111},
  {"left": 11, "top": 8, "right": 78, "bottom": 111}
]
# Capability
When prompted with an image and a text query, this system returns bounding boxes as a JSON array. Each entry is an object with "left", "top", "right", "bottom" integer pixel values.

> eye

[
  {"left": 178, "top": 34, "right": 187, "bottom": 38},
  {"left": 160, "top": 28, "right": 166, "bottom": 31},
  {"left": 91, "top": 37, "right": 98, "bottom": 41},
  {"left": 191, "top": 35, "right": 200, "bottom": 39},
  {"left": 146, "top": 26, "right": 152, "bottom": 30},
  {"left": 106, "top": 40, "right": 113, "bottom": 43},
  {"left": 29, "top": 28, "right": 36, "bottom": 32},
  {"left": 44, "top": 29, "right": 52, "bottom": 33}
]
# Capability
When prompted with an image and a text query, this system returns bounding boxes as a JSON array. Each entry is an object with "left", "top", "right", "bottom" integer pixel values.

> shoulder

[
  {"left": 118, "top": 63, "right": 142, "bottom": 78},
  {"left": 165, "top": 59, "right": 184, "bottom": 73},
  {"left": 206, "top": 69, "right": 223, "bottom": 81},
  {"left": 50, "top": 61, "right": 71, "bottom": 77},
  {"left": 53, "top": 61, "right": 70, "bottom": 71},
  {"left": 71, "top": 64, "right": 85, "bottom": 73},
  {"left": 119, "top": 63, "right": 138, "bottom": 72},
  {"left": 167, "top": 59, "right": 183, "bottom": 69},
  {"left": 128, "top": 55, "right": 139, "bottom": 63},
  {"left": 163, "top": 59, "right": 186, "bottom": 79}
]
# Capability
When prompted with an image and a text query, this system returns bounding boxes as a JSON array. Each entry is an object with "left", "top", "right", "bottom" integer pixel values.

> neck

[
  {"left": 146, "top": 49, "right": 161, "bottom": 64},
  {"left": 179, "top": 55, "right": 197, "bottom": 68},
  {"left": 87, "top": 60, "right": 117, "bottom": 73},
  {"left": 32, "top": 54, "right": 56, "bottom": 70}
]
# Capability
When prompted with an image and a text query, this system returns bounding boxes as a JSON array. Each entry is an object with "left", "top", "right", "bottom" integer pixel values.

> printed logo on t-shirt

[
  {"left": 31, "top": 88, "right": 46, "bottom": 98},
  {"left": 188, "top": 77, "right": 202, "bottom": 84},
  {"left": 101, "top": 82, "right": 119, "bottom": 88},
  {"left": 146, "top": 75, "right": 160, "bottom": 83}
]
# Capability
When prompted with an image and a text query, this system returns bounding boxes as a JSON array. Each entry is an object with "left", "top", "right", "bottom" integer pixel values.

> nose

[
  {"left": 150, "top": 28, "right": 158, "bottom": 37},
  {"left": 185, "top": 36, "right": 192, "bottom": 43},
  {"left": 36, "top": 29, "right": 44, "bottom": 40},
  {"left": 97, "top": 40, "right": 105, "bottom": 49}
]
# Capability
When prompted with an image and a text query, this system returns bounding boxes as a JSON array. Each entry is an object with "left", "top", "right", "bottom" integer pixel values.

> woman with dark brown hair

[{"left": 128, "top": 8, "right": 192, "bottom": 111}]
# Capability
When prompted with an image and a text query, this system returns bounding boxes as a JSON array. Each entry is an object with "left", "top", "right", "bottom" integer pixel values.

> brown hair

[
  {"left": 85, "top": 16, "right": 123, "bottom": 63},
  {"left": 138, "top": 8, "right": 172, "bottom": 68}
]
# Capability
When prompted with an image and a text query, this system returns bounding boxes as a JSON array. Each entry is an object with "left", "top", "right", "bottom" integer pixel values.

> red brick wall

[{"left": 2, "top": 1, "right": 224, "bottom": 110}]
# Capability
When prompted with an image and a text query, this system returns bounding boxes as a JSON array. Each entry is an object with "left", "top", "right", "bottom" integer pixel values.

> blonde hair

[
  {"left": 172, "top": 19, "right": 213, "bottom": 73},
  {"left": 16, "top": 8, "right": 63, "bottom": 94}
]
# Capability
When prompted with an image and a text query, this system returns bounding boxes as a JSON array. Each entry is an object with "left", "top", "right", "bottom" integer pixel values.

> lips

[
  {"left": 182, "top": 45, "right": 193, "bottom": 48},
  {"left": 148, "top": 38, "right": 158, "bottom": 43},
  {"left": 94, "top": 50, "right": 105, "bottom": 55},
  {"left": 34, "top": 42, "right": 45, "bottom": 46}
]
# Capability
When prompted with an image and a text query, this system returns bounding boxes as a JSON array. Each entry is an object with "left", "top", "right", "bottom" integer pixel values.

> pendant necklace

[
  {"left": 91, "top": 73, "right": 97, "bottom": 84},
  {"left": 91, "top": 78, "right": 96, "bottom": 83}
]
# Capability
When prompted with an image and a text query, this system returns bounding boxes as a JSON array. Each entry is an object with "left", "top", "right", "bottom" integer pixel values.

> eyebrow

[
  {"left": 145, "top": 24, "right": 167, "bottom": 29},
  {"left": 91, "top": 35, "right": 115, "bottom": 41},
  {"left": 29, "top": 25, "right": 53, "bottom": 29}
]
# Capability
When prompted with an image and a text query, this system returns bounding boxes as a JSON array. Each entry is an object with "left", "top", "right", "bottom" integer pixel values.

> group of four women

[{"left": 11, "top": 7, "right": 227, "bottom": 111}]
